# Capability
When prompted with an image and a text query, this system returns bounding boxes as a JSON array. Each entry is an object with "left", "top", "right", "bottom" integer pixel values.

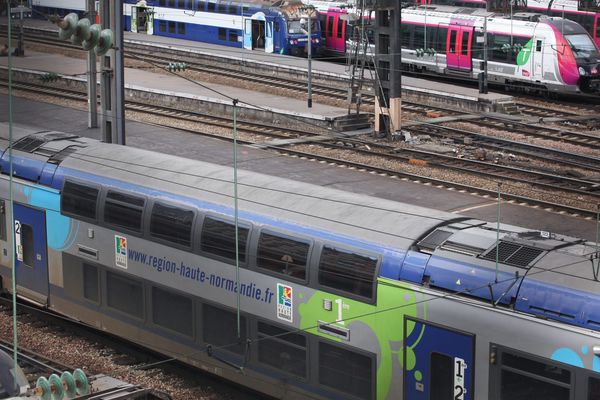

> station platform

[
  {"left": 0, "top": 17, "right": 516, "bottom": 118},
  {"left": 0, "top": 96, "right": 595, "bottom": 242}
]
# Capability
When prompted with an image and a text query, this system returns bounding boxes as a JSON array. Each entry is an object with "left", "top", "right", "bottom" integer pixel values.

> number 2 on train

[{"left": 454, "top": 357, "right": 466, "bottom": 400}]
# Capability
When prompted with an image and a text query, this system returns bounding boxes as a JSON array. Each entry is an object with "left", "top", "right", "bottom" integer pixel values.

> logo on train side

[
  {"left": 115, "top": 235, "right": 128, "bottom": 269},
  {"left": 277, "top": 283, "right": 293, "bottom": 322}
]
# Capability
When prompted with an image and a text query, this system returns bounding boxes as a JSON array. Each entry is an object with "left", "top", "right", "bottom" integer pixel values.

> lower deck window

[
  {"left": 257, "top": 322, "right": 307, "bottom": 378},
  {"left": 178, "top": 23, "right": 185, "bottom": 35},
  {"left": 589, "top": 377, "right": 600, "bottom": 400},
  {"left": 229, "top": 31, "right": 238, "bottom": 42},
  {"left": 202, "top": 304, "right": 246, "bottom": 354},
  {"left": 319, "top": 342, "right": 372, "bottom": 399},
  {"left": 152, "top": 287, "right": 193, "bottom": 337},
  {"left": 168, "top": 21, "right": 176, "bottom": 34},
  {"left": 83, "top": 263, "right": 99, "bottom": 302},
  {"left": 107, "top": 272, "right": 143, "bottom": 318},
  {"left": 219, "top": 28, "right": 227, "bottom": 41},
  {"left": 159, "top": 20, "right": 166, "bottom": 33}
]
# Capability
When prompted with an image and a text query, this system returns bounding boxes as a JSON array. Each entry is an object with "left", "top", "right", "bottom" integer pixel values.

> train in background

[
  {"left": 313, "top": 4, "right": 600, "bottom": 94},
  {"left": 417, "top": 0, "right": 600, "bottom": 47},
  {"left": 31, "top": 0, "right": 324, "bottom": 56},
  {"left": 1, "top": 124, "right": 600, "bottom": 399}
]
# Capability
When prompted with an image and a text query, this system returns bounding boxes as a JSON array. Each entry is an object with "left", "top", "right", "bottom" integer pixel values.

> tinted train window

[
  {"left": 217, "top": 2, "right": 226, "bottom": 13},
  {"left": 168, "top": 21, "right": 176, "bottom": 34},
  {"left": 319, "top": 342, "right": 372, "bottom": 399},
  {"left": 178, "top": 0, "right": 185, "bottom": 8},
  {"left": 430, "top": 353, "right": 453, "bottom": 400},
  {"left": 83, "top": 263, "right": 99, "bottom": 302},
  {"left": 0, "top": 200, "right": 6, "bottom": 241},
  {"left": 150, "top": 202, "right": 194, "bottom": 248},
  {"left": 62, "top": 180, "right": 99, "bottom": 220},
  {"left": 178, "top": 23, "right": 185, "bottom": 35},
  {"left": 337, "top": 18, "right": 343, "bottom": 38},
  {"left": 228, "top": 4, "right": 237, "bottom": 14},
  {"left": 218, "top": 28, "right": 226, "bottom": 40},
  {"left": 590, "top": 377, "right": 600, "bottom": 400},
  {"left": 168, "top": 0, "right": 175, "bottom": 6},
  {"left": 159, "top": 20, "right": 166, "bottom": 32},
  {"left": 413, "top": 25, "right": 424, "bottom": 49},
  {"left": 229, "top": 31, "right": 238, "bottom": 42},
  {"left": 107, "top": 272, "right": 143, "bottom": 318},
  {"left": 449, "top": 30, "right": 457, "bottom": 53},
  {"left": 461, "top": 31, "right": 469, "bottom": 55},
  {"left": 326, "top": 16, "right": 333, "bottom": 38},
  {"left": 436, "top": 27, "right": 447, "bottom": 53},
  {"left": 104, "top": 190, "right": 145, "bottom": 233},
  {"left": 207, "top": 2, "right": 215, "bottom": 12},
  {"left": 257, "top": 321, "right": 306, "bottom": 378},
  {"left": 152, "top": 287, "right": 193, "bottom": 337},
  {"left": 500, "top": 351, "right": 571, "bottom": 400},
  {"left": 200, "top": 217, "right": 248, "bottom": 263},
  {"left": 21, "top": 224, "right": 34, "bottom": 268},
  {"left": 257, "top": 232, "right": 309, "bottom": 280},
  {"left": 202, "top": 304, "right": 246, "bottom": 354},
  {"left": 159, "top": 0, "right": 166, "bottom": 5},
  {"left": 318, "top": 246, "right": 377, "bottom": 300}
]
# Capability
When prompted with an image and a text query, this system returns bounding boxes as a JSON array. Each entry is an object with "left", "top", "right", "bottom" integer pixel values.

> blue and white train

[{"left": 32, "top": 0, "right": 324, "bottom": 56}]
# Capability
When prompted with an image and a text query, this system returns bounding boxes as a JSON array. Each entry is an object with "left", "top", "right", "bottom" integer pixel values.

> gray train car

[{"left": 0, "top": 124, "right": 599, "bottom": 400}]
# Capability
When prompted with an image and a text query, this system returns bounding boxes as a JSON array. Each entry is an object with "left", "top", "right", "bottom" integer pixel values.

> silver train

[{"left": 0, "top": 123, "right": 599, "bottom": 399}]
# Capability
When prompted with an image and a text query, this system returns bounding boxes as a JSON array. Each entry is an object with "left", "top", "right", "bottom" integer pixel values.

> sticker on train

[
  {"left": 115, "top": 235, "right": 128, "bottom": 269},
  {"left": 277, "top": 283, "right": 293, "bottom": 322},
  {"left": 454, "top": 357, "right": 467, "bottom": 400}
]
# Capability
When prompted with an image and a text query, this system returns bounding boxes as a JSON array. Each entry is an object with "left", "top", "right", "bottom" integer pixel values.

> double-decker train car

[
  {"left": 31, "top": 0, "right": 323, "bottom": 56},
  {"left": 1, "top": 125, "right": 599, "bottom": 399}
]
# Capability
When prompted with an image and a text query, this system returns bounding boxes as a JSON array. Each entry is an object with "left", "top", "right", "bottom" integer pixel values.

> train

[
  {"left": 316, "top": 4, "right": 600, "bottom": 94},
  {"left": 1, "top": 123, "right": 599, "bottom": 399},
  {"left": 31, "top": 0, "right": 324, "bottom": 56},
  {"left": 417, "top": 0, "right": 600, "bottom": 47}
]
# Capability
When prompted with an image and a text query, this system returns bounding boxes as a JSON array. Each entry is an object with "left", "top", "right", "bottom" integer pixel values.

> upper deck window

[
  {"left": 104, "top": 190, "right": 145, "bottom": 233},
  {"left": 318, "top": 246, "right": 377, "bottom": 300},
  {"left": 257, "top": 232, "right": 309, "bottom": 280},
  {"left": 150, "top": 202, "right": 194, "bottom": 248},
  {"left": 61, "top": 180, "right": 99, "bottom": 220},
  {"left": 200, "top": 217, "right": 249, "bottom": 263}
]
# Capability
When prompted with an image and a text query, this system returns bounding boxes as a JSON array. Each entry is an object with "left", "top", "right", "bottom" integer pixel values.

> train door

[
  {"left": 243, "top": 14, "right": 266, "bottom": 51},
  {"left": 131, "top": 6, "right": 153, "bottom": 34},
  {"left": 336, "top": 12, "right": 346, "bottom": 53},
  {"left": 265, "top": 20, "right": 273, "bottom": 53},
  {"left": 446, "top": 25, "right": 473, "bottom": 71},
  {"left": 404, "top": 317, "right": 475, "bottom": 400},
  {"left": 13, "top": 203, "right": 48, "bottom": 303}
]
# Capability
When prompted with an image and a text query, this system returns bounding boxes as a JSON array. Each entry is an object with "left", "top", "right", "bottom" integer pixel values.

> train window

[
  {"left": 104, "top": 190, "right": 145, "bottom": 233},
  {"left": 257, "top": 232, "right": 309, "bottom": 280},
  {"left": 318, "top": 342, "right": 373, "bottom": 399},
  {"left": 61, "top": 180, "right": 99, "bottom": 221},
  {"left": 257, "top": 321, "right": 307, "bottom": 378},
  {"left": 21, "top": 224, "right": 34, "bottom": 268},
  {"left": 275, "top": 22, "right": 280, "bottom": 33},
  {"left": 400, "top": 24, "right": 410, "bottom": 48},
  {"left": 472, "top": 33, "right": 484, "bottom": 59},
  {"left": 430, "top": 353, "right": 453, "bottom": 399},
  {"left": 589, "top": 376, "right": 600, "bottom": 400},
  {"left": 83, "top": 263, "right": 99, "bottom": 302},
  {"left": 377, "top": 9, "right": 390, "bottom": 27},
  {"left": 0, "top": 200, "right": 6, "bottom": 241},
  {"left": 436, "top": 27, "right": 448, "bottom": 53},
  {"left": 107, "top": 272, "right": 143, "bottom": 318},
  {"left": 414, "top": 26, "right": 425, "bottom": 49},
  {"left": 152, "top": 286, "right": 193, "bottom": 337},
  {"left": 159, "top": 20, "right": 166, "bottom": 33},
  {"left": 337, "top": 18, "right": 343, "bottom": 38},
  {"left": 218, "top": 28, "right": 226, "bottom": 40},
  {"left": 159, "top": 0, "right": 166, "bottom": 6},
  {"left": 318, "top": 246, "right": 377, "bottom": 300},
  {"left": 536, "top": 40, "right": 542, "bottom": 52},
  {"left": 168, "top": 21, "right": 176, "bottom": 34},
  {"left": 150, "top": 202, "right": 194, "bottom": 248},
  {"left": 449, "top": 30, "right": 457, "bottom": 53},
  {"left": 200, "top": 217, "right": 249, "bottom": 263},
  {"left": 326, "top": 16, "right": 333, "bottom": 38},
  {"left": 202, "top": 304, "right": 246, "bottom": 354},
  {"left": 379, "top": 34, "right": 390, "bottom": 55},
  {"left": 217, "top": 2, "right": 226, "bottom": 13},
  {"left": 178, "top": 23, "right": 185, "bottom": 35},
  {"left": 207, "top": 1, "right": 215, "bottom": 12},
  {"left": 461, "top": 31, "right": 469, "bottom": 55},
  {"left": 500, "top": 351, "right": 571, "bottom": 399},
  {"left": 178, "top": 0, "right": 185, "bottom": 8},
  {"left": 229, "top": 31, "right": 238, "bottom": 42},
  {"left": 168, "top": 0, "right": 175, "bottom": 7},
  {"left": 228, "top": 4, "right": 237, "bottom": 14},
  {"left": 196, "top": 1, "right": 206, "bottom": 11}
]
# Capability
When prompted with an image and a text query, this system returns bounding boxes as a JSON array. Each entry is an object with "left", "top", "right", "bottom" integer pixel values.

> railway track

[{"left": 3, "top": 76, "right": 598, "bottom": 218}]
